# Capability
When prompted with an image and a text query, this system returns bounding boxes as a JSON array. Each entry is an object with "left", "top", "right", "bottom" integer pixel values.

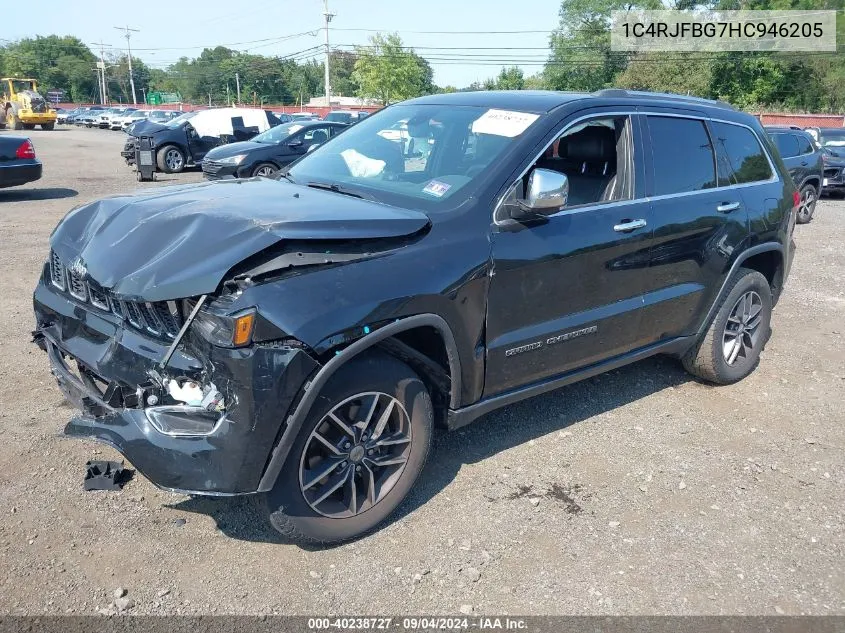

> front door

[{"left": 484, "top": 112, "right": 653, "bottom": 398}]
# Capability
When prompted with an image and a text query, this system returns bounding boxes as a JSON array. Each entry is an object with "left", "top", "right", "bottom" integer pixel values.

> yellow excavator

[{"left": 1, "top": 78, "right": 57, "bottom": 130}]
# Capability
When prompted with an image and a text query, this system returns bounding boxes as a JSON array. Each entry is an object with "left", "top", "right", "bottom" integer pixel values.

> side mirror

[
  {"left": 518, "top": 168, "right": 568, "bottom": 214},
  {"left": 288, "top": 139, "right": 303, "bottom": 149}
]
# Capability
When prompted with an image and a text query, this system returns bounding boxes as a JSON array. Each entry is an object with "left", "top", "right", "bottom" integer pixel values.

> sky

[{"left": 3, "top": 0, "right": 562, "bottom": 88}]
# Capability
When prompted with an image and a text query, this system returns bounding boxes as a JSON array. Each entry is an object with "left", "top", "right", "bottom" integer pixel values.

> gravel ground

[{"left": 0, "top": 127, "right": 843, "bottom": 616}]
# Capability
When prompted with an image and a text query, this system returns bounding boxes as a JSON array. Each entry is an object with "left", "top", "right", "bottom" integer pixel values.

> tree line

[{"left": 1, "top": 0, "right": 843, "bottom": 112}]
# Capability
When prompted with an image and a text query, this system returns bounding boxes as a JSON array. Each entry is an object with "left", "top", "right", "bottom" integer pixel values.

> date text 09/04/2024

[{"left": 307, "top": 617, "right": 528, "bottom": 630}]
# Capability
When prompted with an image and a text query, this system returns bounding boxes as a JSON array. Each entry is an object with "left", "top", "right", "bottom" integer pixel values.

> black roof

[
  {"left": 403, "top": 89, "right": 736, "bottom": 114},
  {"left": 764, "top": 125, "right": 807, "bottom": 132}
]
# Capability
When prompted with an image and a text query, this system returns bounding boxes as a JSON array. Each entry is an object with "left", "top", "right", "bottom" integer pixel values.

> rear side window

[
  {"left": 647, "top": 116, "right": 716, "bottom": 195},
  {"left": 796, "top": 134, "right": 813, "bottom": 155},
  {"left": 711, "top": 122, "right": 774, "bottom": 185},
  {"left": 772, "top": 133, "right": 798, "bottom": 158}
]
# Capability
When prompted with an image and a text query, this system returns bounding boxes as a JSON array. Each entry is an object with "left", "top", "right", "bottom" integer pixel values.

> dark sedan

[
  {"left": 0, "top": 135, "right": 42, "bottom": 188},
  {"left": 201, "top": 121, "right": 347, "bottom": 180}
]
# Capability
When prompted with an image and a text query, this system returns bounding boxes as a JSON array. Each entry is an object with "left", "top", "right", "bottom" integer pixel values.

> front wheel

[
  {"left": 796, "top": 184, "right": 817, "bottom": 224},
  {"left": 682, "top": 268, "right": 772, "bottom": 385},
  {"left": 7, "top": 109, "right": 22, "bottom": 130},
  {"left": 252, "top": 162, "right": 278, "bottom": 178},
  {"left": 264, "top": 351, "right": 433, "bottom": 544},
  {"left": 156, "top": 145, "right": 186, "bottom": 173}
]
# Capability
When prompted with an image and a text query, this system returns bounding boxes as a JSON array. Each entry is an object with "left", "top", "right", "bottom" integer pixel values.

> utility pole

[
  {"left": 91, "top": 41, "right": 111, "bottom": 105},
  {"left": 235, "top": 72, "right": 241, "bottom": 105},
  {"left": 323, "top": 0, "right": 334, "bottom": 108},
  {"left": 114, "top": 25, "right": 140, "bottom": 105}
]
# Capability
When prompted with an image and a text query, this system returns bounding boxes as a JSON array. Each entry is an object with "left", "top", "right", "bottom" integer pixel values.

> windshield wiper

[
  {"left": 306, "top": 181, "right": 376, "bottom": 201},
  {"left": 279, "top": 171, "right": 296, "bottom": 184}
]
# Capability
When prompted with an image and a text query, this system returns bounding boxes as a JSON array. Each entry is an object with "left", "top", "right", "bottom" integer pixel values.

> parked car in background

[
  {"left": 77, "top": 110, "right": 101, "bottom": 127},
  {"left": 290, "top": 112, "right": 318, "bottom": 121},
  {"left": 0, "top": 136, "right": 42, "bottom": 188},
  {"left": 146, "top": 110, "right": 180, "bottom": 125},
  {"left": 323, "top": 110, "right": 369, "bottom": 124},
  {"left": 272, "top": 112, "right": 293, "bottom": 123},
  {"left": 54, "top": 108, "right": 69, "bottom": 124},
  {"left": 99, "top": 107, "right": 135, "bottom": 129},
  {"left": 121, "top": 108, "right": 282, "bottom": 173},
  {"left": 115, "top": 110, "right": 148, "bottom": 131},
  {"left": 806, "top": 127, "right": 845, "bottom": 198},
  {"left": 202, "top": 120, "right": 346, "bottom": 179},
  {"left": 36, "top": 90, "right": 798, "bottom": 544},
  {"left": 766, "top": 126, "right": 822, "bottom": 223}
]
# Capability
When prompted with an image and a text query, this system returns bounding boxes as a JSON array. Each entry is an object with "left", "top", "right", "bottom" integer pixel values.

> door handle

[
  {"left": 613, "top": 219, "right": 647, "bottom": 233},
  {"left": 716, "top": 202, "right": 741, "bottom": 213},
  {"left": 801, "top": 161, "right": 808, "bottom": 166}
]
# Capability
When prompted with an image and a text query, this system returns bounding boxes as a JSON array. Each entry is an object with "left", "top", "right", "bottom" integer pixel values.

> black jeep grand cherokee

[{"left": 34, "top": 90, "right": 797, "bottom": 543}]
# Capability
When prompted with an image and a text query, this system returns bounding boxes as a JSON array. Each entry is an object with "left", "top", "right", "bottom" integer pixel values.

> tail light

[
  {"left": 15, "top": 140, "right": 36, "bottom": 160},
  {"left": 792, "top": 190, "right": 800, "bottom": 210},
  {"left": 822, "top": 153, "right": 829, "bottom": 163}
]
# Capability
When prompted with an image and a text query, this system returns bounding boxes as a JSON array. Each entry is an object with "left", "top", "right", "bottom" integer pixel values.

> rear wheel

[
  {"left": 264, "top": 351, "right": 433, "bottom": 544},
  {"left": 252, "top": 162, "right": 277, "bottom": 178},
  {"left": 156, "top": 145, "right": 185, "bottom": 173},
  {"left": 796, "top": 183, "right": 817, "bottom": 224},
  {"left": 682, "top": 268, "right": 772, "bottom": 385}
]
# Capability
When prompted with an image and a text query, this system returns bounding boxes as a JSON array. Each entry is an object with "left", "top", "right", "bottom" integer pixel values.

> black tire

[
  {"left": 22, "top": 123, "right": 35, "bottom": 130},
  {"left": 264, "top": 351, "right": 433, "bottom": 544},
  {"left": 796, "top": 183, "right": 817, "bottom": 224},
  {"left": 156, "top": 145, "right": 186, "bottom": 173},
  {"left": 41, "top": 122, "right": 55, "bottom": 131},
  {"left": 252, "top": 162, "right": 278, "bottom": 178},
  {"left": 682, "top": 267, "right": 772, "bottom": 385}
]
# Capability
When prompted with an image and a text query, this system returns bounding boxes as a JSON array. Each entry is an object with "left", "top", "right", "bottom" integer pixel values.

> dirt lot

[{"left": 0, "top": 127, "right": 843, "bottom": 616}]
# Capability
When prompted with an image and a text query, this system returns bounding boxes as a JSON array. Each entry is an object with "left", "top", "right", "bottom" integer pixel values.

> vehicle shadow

[
  {"left": 169, "top": 355, "right": 692, "bottom": 546},
  {"left": 0, "top": 187, "right": 78, "bottom": 201}
]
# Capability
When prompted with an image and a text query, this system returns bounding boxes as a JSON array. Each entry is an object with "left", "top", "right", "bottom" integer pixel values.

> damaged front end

[{"left": 33, "top": 253, "right": 319, "bottom": 495}]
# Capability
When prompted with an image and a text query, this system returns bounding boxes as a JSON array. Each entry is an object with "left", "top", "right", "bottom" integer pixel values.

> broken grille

[{"left": 48, "top": 250, "right": 184, "bottom": 339}]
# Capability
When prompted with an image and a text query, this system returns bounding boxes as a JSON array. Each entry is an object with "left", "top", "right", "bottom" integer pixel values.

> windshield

[
  {"left": 820, "top": 130, "right": 845, "bottom": 147},
  {"left": 164, "top": 111, "right": 196, "bottom": 127},
  {"left": 253, "top": 122, "right": 304, "bottom": 144},
  {"left": 325, "top": 112, "right": 353, "bottom": 123},
  {"left": 288, "top": 104, "right": 540, "bottom": 210}
]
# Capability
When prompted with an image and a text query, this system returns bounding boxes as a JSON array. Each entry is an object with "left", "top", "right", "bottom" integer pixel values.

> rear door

[{"left": 637, "top": 113, "right": 750, "bottom": 345}]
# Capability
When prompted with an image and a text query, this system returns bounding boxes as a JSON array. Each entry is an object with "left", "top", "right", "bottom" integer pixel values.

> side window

[
  {"left": 303, "top": 126, "right": 330, "bottom": 149},
  {"left": 711, "top": 121, "right": 774, "bottom": 185},
  {"left": 772, "top": 133, "right": 798, "bottom": 158},
  {"left": 647, "top": 116, "right": 716, "bottom": 195},
  {"left": 795, "top": 134, "right": 813, "bottom": 155},
  {"left": 530, "top": 115, "right": 634, "bottom": 207}
]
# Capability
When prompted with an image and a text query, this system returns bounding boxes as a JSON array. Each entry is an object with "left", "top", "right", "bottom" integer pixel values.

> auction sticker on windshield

[
  {"left": 472, "top": 109, "right": 540, "bottom": 137},
  {"left": 422, "top": 180, "right": 452, "bottom": 197}
]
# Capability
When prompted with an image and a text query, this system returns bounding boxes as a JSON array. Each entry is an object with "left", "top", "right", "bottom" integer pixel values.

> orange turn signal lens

[{"left": 232, "top": 313, "right": 255, "bottom": 346}]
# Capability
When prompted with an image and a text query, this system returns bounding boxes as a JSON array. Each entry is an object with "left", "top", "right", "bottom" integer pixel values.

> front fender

[{"left": 255, "top": 313, "right": 461, "bottom": 492}]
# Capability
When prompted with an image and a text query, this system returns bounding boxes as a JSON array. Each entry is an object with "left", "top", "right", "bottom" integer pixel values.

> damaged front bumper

[{"left": 33, "top": 278, "right": 319, "bottom": 495}]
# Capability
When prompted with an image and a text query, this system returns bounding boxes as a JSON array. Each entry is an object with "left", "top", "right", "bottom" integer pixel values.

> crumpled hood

[{"left": 50, "top": 178, "right": 430, "bottom": 301}]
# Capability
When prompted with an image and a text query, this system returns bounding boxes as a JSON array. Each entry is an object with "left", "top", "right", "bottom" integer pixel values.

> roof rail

[{"left": 594, "top": 89, "right": 736, "bottom": 111}]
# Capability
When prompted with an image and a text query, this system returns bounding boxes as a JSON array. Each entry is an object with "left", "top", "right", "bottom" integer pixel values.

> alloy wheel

[
  {"left": 256, "top": 165, "right": 275, "bottom": 177},
  {"left": 798, "top": 187, "right": 816, "bottom": 222},
  {"left": 298, "top": 392, "right": 412, "bottom": 518},
  {"left": 722, "top": 290, "right": 763, "bottom": 365},
  {"left": 165, "top": 149, "right": 184, "bottom": 171}
]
